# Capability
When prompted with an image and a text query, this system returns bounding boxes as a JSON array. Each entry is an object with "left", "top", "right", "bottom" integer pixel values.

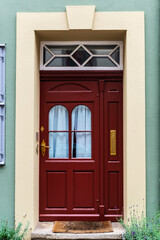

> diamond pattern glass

[
  {"left": 84, "top": 45, "right": 117, "bottom": 55},
  {"left": 42, "top": 43, "right": 122, "bottom": 69},
  {"left": 43, "top": 48, "right": 53, "bottom": 64},
  {"left": 111, "top": 47, "right": 120, "bottom": 64},
  {"left": 85, "top": 57, "right": 116, "bottom": 67},
  {"left": 47, "top": 57, "right": 78, "bottom": 67},
  {"left": 47, "top": 45, "right": 77, "bottom": 55},
  {"left": 72, "top": 46, "right": 90, "bottom": 65}
]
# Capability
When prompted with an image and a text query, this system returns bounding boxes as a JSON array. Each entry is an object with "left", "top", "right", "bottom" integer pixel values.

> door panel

[
  {"left": 47, "top": 171, "right": 67, "bottom": 208},
  {"left": 104, "top": 82, "right": 123, "bottom": 219},
  {"left": 40, "top": 80, "right": 100, "bottom": 221},
  {"left": 108, "top": 171, "right": 119, "bottom": 210},
  {"left": 73, "top": 171, "right": 94, "bottom": 208}
]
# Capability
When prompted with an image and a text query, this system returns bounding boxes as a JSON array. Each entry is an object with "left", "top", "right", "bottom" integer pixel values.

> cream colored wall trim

[
  {"left": 66, "top": 6, "right": 95, "bottom": 29},
  {"left": 16, "top": 8, "right": 145, "bottom": 239}
]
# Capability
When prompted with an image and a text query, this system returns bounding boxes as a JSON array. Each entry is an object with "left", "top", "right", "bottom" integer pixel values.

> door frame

[{"left": 15, "top": 10, "right": 145, "bottom": 234}]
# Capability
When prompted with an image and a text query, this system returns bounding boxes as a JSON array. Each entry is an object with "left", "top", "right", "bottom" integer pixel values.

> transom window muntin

[
  {"left": 48, "top": 104, "right": 92, "bottom": 159},
  {"left": 40, "top": 41, "right": 123, "bottom": 70}
]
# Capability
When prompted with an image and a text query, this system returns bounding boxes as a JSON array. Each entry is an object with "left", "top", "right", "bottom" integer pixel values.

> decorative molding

[
  {"left": 40, "top": 70, "right": 123, "bottom": 81},
  {"left": 66, "top": 6, "right": 95, "bottom": 30}
]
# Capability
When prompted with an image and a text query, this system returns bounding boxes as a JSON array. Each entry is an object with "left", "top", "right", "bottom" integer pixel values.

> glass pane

[
  {"left": 111, "top": 47, "right": 120, "bottom": 64},
  {"left": 46, "top": 45, "right": 78, "bottom": 55},
  {"left": 49, "top": 132, "right": 69, "bottom": 158},
  {"left": 49, "top": 105, "right": 68, "bottom": 131},
  {"left": 72, "top": 47, "right": 90, "bottom": 65},
  {"left": 85, "top": 45, "right": 117, "bottom": 55},
  {"left": 46, "top": 57, "right": 77, "bottom": 67},
  {"left": 43, "top": 48, "right": 53, "bottom": 64},
  {"left": 72, "top": 105, "right": 91, "bottom": 131},
  {"left": 85, "top": 57, "right": 116, "bottom": 67},
  {"left": 0, "top": 110, "right": 2, "bottom": 153},
  {"left": 72, "top": 132, "right": 91, "bottom": 158}
]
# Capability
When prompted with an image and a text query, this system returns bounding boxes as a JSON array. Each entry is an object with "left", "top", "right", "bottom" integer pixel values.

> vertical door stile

[
  {"left": 67, "top": 109, "right": 72, "bottom": 212},
  {"left": 69, "top": 108, "right": 72, "bottom": 160},
  {"left": 40, "top": 83, "right": 46, "bottom": 213},
  {"left": 99, "top": 80, "right": 105, "bottom": 220}
]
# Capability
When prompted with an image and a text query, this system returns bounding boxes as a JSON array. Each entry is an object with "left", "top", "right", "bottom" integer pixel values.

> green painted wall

[{"left": 0, "top": 0, "right": 159, "bottom": 223}]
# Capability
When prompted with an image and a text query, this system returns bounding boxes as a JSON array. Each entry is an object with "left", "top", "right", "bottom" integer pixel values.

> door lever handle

[{"left": 41, "top": 139, "right": 50, "bottom": 156}]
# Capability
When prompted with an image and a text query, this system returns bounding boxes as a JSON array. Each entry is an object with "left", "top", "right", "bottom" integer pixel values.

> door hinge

[{"left": 0, "top": 56, "right": 4, "bottom": 62}]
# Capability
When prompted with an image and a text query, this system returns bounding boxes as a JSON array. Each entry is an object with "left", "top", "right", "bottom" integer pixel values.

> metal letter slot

[
  {"left": 110, "top": 130, "right": 116, "bottom": 156},
  {"left": 41, "top": 139, "right": 50, "bottom": 156}
]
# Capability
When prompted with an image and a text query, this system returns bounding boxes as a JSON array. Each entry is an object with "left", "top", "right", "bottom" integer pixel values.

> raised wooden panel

[
  {"left": 108, "top": 172, "right": 119, "bottom": 210},
  {"left": 47, "top": 171, "right": 67, "bottom": 208},
  {"left": 73, "top": 171, "right": 94, "bottom": 208}
]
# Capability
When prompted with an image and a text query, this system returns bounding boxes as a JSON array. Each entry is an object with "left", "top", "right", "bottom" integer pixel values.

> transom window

[
  {"left": 49, "top": 105, "right": 92, "bottom": 159},
  {"left": 40, "top": 41, "right": 123, "bottom": 70}
]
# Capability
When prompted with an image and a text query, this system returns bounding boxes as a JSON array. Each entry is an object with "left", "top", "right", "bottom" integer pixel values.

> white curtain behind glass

[
  {"left": 72, "top": 105, "right": 91, "bottom": 158},
  {"left": 49, "top": 105, "right": 68, "bottom": 158}
]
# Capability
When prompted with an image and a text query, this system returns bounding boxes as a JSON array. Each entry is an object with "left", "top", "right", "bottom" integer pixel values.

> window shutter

[{"left": 0, "top": 45, "right": 5, "bottom": 165}]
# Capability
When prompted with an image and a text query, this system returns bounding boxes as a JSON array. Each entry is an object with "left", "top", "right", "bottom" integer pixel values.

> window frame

[
  {"left": 48, "top": 105, "right": 69, "bottom": 159},
  {"left": 71, "top": 105, "right": 92, "bottom": 159},
  {"left": 47, "top": 103, "right": 93, "bottom": 160},
  {"left": 40, "top": 41, "right": 123, "bottom": 71},
  {"left": 0, "top": 44, "right": 5, "bottom": 165}
]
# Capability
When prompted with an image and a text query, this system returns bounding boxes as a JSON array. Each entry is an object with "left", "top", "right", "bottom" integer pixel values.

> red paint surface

[
  {"left": 73, "top": 171, "right": 94, "bottom": 208},
  {"left": 40, "top": 71, "right": 123, "bottom": 221},
  {"left": 47, "top": 172, "right": 67, "bottom": 208},
  {"left": 104, "top": 82, "right": 123, "bottom": 218}
]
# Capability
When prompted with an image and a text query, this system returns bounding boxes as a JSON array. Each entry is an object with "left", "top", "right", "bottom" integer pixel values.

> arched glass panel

[
  {"left": 49, "top": 105, "right": 68, "bottom": 131},
  {"left": 72, "top": 105, "right": 91, "bottom": 158},
  {"left": 49, "top": 105, "right": 69, "bottom": 158}
]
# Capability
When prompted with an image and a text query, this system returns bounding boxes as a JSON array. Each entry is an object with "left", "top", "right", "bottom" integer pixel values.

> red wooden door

[
  {"left": 39, "top": 71, "right": 123, "bottom": 221},
  {"left": 40, "top": 80, "right": 100, "bottom": 221}
]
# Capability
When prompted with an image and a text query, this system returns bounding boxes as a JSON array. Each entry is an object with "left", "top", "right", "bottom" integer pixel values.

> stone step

[
  {"left": 31, "top": 222, "right": 123, "bottom": 240},
  {"left": 31, "top": 237, "right": 122, "bottom": 240}
]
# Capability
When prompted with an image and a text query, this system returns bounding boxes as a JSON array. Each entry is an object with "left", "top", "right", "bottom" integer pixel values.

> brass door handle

[
  {"left": 41, "top": 139, "right": 50, "bottom": 156},
  {"left": 110, "top": 130, "right": 116, "bottom": 156}
]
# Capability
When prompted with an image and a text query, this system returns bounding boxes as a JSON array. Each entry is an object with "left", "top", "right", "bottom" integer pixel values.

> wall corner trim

[{"left": 66, "top": 6, "right": 95, "bottom": 30}]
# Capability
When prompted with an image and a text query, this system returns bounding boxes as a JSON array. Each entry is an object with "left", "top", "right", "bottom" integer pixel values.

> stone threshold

[{"left": 31, "top": 222, "right": 124, "bottom": 239}]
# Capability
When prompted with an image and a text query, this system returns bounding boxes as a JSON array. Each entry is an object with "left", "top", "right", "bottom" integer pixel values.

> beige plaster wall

[{"left": 16, "top": 7, "right": 145, "bottom": 239}]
